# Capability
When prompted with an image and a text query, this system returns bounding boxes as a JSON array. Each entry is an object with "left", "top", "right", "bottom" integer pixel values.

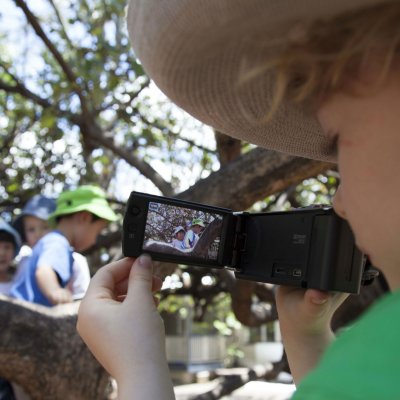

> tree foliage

[{"left": 0, "top": 0, "right": 218, "bottom": 209}]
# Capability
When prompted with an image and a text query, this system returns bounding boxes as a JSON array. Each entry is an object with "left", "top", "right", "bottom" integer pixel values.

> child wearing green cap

[
  {"left": 182, "top": 218, "right": 205, "bottom": 249},
  {"left": 10, "top": 185, "right": 117, "bottom": 307},
  {"left": 13, "top": 194, "right": 92, "bottom": 301}
]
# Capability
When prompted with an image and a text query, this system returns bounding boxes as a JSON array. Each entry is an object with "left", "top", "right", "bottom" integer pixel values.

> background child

[
  {"left": 171, "top": 226, "right": 185, "bottom": 249},
  {"left": 13, "top": 195, "right": 55, "bottom": 284},
  {"left": 0, "top": 220, "right": 21, "bottom": 295},
  {"left": 13, "top": 194, "right": 91, "bottom": 300},
  {"left": 10, "top": 185, "right": 117, "bottom": 306},
  {"left": 182, "top": 218, "right": 204, "bottom": 249}
]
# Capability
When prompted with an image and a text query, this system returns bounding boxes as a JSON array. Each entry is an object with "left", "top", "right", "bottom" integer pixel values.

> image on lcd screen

[{"left": 143, "top": 201, "right": 224, "bottom": 260}]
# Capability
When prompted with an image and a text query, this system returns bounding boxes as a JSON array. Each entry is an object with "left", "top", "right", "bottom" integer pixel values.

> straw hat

[{"left": 127, "top": 0, "right": 390, "bottom": 162}]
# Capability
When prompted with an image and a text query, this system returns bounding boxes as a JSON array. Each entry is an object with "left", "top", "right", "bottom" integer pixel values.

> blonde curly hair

[{"left": 249, "top": 2, "right": 400, "bottom": 120}]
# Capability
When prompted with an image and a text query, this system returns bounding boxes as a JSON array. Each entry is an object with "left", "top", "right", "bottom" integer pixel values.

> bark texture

[
  {"left": 0, "top": 296, "right": 110, "bottom": 400},
  {"left": 178, "top": 148, "right": 333, "bottom": 209}
]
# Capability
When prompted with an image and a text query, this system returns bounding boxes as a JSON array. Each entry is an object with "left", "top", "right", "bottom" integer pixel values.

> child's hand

[
  {"left": 48, "top": 287, "right": 73, "bottom": 304},
  {"left": 275, "top": 286, "right": 348, "bottom": 384},
  {"left": 36, "top": 265, "right": 74, "bottom": 305},
  {"left": 77, "top": 256, "right": 175, "bottom": 400}
]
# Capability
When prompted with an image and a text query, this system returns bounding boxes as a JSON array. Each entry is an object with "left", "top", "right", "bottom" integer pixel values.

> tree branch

[
  {"left": 46, "top": 0, "right": 75, "bottom": 50},
  {"left": 132, "top": 105, "right": 217, "bottom": 154},
  {"left": 78, "top": 118, "right": 175, "bottom": 196},
  {"left": 0, "top": 296, "right": 110, "bottom": 399},
  {"left": 0, "top": 77, "right": 51, "bottom": 108},
  {"left": 13, "top": 0, "right": 93, "bottom": 117},
  {"left": 0, "top": 70, "right": 78, "bottom": 124},
  {"left": 178, "top": 148, "right": 334, "bottom": 210},
  {"left": 14, "top": 0, "right": 78, "bottom": 86}
]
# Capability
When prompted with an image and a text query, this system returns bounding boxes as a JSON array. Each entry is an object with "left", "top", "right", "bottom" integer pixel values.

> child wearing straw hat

[
  {"left": 10, "top": 185, "right": 117, "bottom": 307},
  {"left": 77, "top": 1, "right": 400, "bottom": 399}
]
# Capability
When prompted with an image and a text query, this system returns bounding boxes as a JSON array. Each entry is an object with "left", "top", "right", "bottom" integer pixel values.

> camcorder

[{"left": 123, "top": 191, "right": 374, "bottom": 294}]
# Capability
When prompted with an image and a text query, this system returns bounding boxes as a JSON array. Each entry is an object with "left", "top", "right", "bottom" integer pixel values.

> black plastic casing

[
  {"left": 123, "top": 192, "right": 365, "bottom": 294},
  {"left": 235, "top": 207, "right": 364, "bottom": 293}
]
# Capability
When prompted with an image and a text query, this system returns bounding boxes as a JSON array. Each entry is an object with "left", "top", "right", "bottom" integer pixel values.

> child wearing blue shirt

[{"left": 10, "top": 185, "right": 117, "bottom": 306}]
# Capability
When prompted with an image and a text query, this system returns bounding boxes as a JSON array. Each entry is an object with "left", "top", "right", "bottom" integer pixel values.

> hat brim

[
  {"left": 12, "top": 215, "right": 26, "bottom": 243},
  {"left": 48, "top": 204, "right": 118, "bottom": 226},
  {"left": 127, "top": 0, "right": 389, "bottom": 162}
]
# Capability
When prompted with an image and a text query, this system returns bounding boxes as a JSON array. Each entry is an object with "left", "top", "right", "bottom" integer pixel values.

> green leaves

[{"left": 0, "top": 0, "right": 218, "bottom": 202}]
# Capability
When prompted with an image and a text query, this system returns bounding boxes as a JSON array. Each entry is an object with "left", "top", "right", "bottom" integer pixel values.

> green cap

[
  {"left": 191, "top": 218, "right": 205, "bottom": 227},
  {"left": 48, "top": 185, "right": 118, "bottom": 226}
]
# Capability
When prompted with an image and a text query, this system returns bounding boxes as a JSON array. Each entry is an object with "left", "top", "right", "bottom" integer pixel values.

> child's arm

[
  {"left": 182, "top": 230, "right": 194, "bottom": 248},
  {"left": 36, "top": 265, "right": 73, "bottom": 305},
  {"left": 77, "top": 256, "right": 175, "bottom": 400},
  {"left": 275, "top": 286, "right": 348, "bottom": 384}
]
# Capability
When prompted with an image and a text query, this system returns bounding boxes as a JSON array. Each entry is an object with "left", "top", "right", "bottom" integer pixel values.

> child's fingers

[
  {"left": 115, "top": 275, "right": 163, "bottom": 298},
  {"left": 84, "top": 258, "right": 136, "bottom": 301},
  {"left": 116, "top": 292, "right": 161, "bottom": 306},
  {"left": 302, "top": 289, "right": 349, "bottom": 321},
  {"left": 304, "top": 289, "right": 330, "bottom": 305},
  {"left": 277, "top": 286, "right": 345, "bottom": 322},
  {"left": 125, "top": 254, "right": 156, "bottom": 304}
]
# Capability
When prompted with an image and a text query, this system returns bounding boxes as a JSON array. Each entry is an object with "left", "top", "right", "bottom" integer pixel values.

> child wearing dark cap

[
  {"left": 10, "top": 185, "right": 117, "bottom": 306},
  {"left": 13, "top": 195, "right": 55, "bottom": 284},
  {"left": 0, "top": 221, "right": 22, "bottom": 400},
  {"left": 171, "top": 226, "right": 185, "bottom": 249},
  {"left": 0, "top": 220, "right": 21, "bottom": 296}
]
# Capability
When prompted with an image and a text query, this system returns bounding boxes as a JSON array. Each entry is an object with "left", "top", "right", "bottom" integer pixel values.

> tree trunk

[{"left": 0, "top": 296, "right": 110, "bottom": 400}]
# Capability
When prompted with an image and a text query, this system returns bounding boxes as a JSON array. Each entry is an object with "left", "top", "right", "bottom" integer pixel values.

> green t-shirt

[{"left": 292, "top": 290, "right": 400, "bottom": 399}]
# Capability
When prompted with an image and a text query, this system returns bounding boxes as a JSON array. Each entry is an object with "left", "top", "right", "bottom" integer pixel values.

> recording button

[{"left": 130, "top": 206, "right": 141, "bottom": 216}]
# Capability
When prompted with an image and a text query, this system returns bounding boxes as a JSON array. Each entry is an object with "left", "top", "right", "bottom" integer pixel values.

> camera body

[{"left": 123, "top": 191, "right": 365, "bottom": 293}]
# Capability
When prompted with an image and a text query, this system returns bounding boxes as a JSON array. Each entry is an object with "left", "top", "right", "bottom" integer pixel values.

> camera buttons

[{"left": 130, "top": 206, "right": 141, "bottom": 216}]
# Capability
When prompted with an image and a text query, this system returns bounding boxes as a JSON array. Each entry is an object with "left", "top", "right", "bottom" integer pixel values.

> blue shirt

[
  {"left": 10, "top": 231, "right": 73, "bottom": 306},
  {"left": 182, "top": 230, "right": 199, "bottom": 249}
]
